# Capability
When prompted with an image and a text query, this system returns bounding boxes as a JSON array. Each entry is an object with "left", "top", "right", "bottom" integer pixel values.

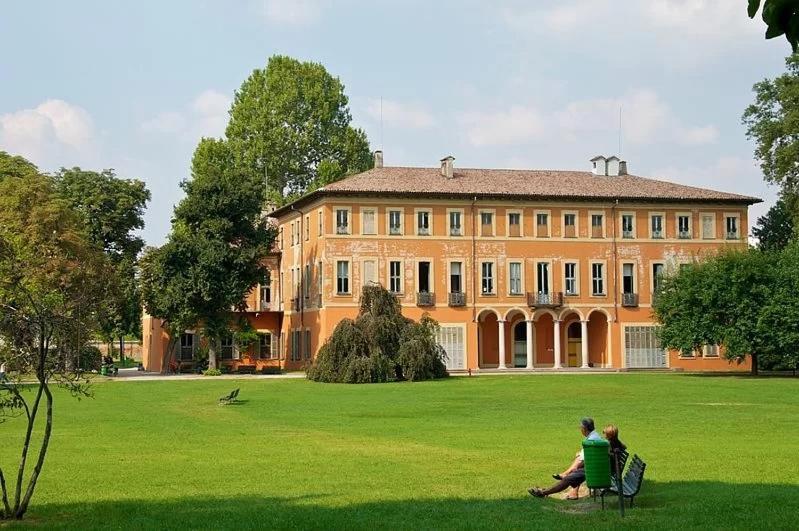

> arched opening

[
  {"left": 567, "top": 321, "right": 582, "bottom": 368},
  {"left": 478, "top": 310, "right": 499, "bottom": 368},
  {"left": 588, "top": 311, "right": 609, "bottom": 367},
  {"left": 512, "top": 321, "right": 528, "bottom": 368}
]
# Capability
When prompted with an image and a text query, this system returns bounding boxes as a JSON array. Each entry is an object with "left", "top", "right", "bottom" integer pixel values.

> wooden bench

[
  {"left": 601, "top": 454, "right": 646, "bottom": 509},
  {"left": 219, "top": 388, "right": 240, "bottom": 405}
]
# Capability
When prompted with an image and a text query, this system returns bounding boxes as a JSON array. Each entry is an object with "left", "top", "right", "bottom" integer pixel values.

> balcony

[
  {"left": 450, "top": 227, "right": 462, "bottom": 236},
  {"left": 418, "top": 227, "right": 430, "bottom": 236},
  {"left": 259, "top": 299, "right": 272, "bottom": 311},
  {"left": 726, "top": 231, "right": 739, "bottom": 240},
  {"left": 652, "top": 230, "right": 663, "bottom": 239},
  {"left": 622, "top": 292, "right": 639, "bottom": 307},
  {"left": 622, "top": 230, "right": 634, "bottom": 239},
  {"left": 336, "top": 225, "right": 349, "bottom": 235},
  {"left": 527, "top": 291, "right": 563, "bottom": 308},
  {"left": 678, "top": 231, "right": 691, "bottom": 239},
  {"left": 389, "top": 226, "right": 402, "bottom": 235},
  {"left": 416, "top": 292, "right": 435, "bottom": 307},
  {"left": 448, "top": 292, "right": 466, "bottom": 307}
]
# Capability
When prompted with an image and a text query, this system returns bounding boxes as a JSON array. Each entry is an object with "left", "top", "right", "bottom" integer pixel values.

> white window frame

[
  {"left": 620, "top": 261, "right": 637, "bottom": 295},
  {"left": 360, "top": 207, "right": 377, "bottom": 235},
  {"left": 724, "top": 212, "right": 741, "bottom": 240},
  {"left": 335, "top": 207, "right": 352, "bottom": 235},
  {"left": 447, "top": 208, "right": 464, "bottom": 237},
  {"left": 620, "top": 211, "right": 636, "bottom": 239},
  {"left": 676, "top": 212, "right": 692, "bottom": 239},
  {"left": 479, "top": 209, "right": 496, "bottom": 237},
  {"left": 360, "top": 258, "right": 378, "bottom": 288},
  {"left": 415, "top": 208, "right": 432, "bottom": 236},
  {"left": 701, "top": 212, "right": 716, "bottom": 240},
  {"left": 703, "top": 344, "right": 720, "bottom": 358},
  {"left": 415, "top": 258, "right": 435, "bottom": 294},
  {"left": 563, "top": 261, "right": 579, "bottom": 296},
  {"left": 387, "top": 259, "right": 404, "bottom": 294},
  {"left": 335, "top": 259, "right": 351, "bottom": 295},
  {"left": 480, "top": 260, "right": 496, "bottom": 295},
  {"left": 507, "top": 260, "right": 524, "bottom": 296},
  {"left": 649, "top": 212, "right": 665, "bottom": 239},
  {"left": 590, "top": 260, "right": 606, "bottom": 296},
  {"left": 535, "top": 260, "right": 553, "bottom": 295},
  {"left": 506, "top": 209, "right": 524, "bottom": 237},
  {"left": 534, "top": 209, "right": 552, "bottom": 238},
  {"left": 589, "top": 210, "right": 606, "bottom": 238},
  {"left": 448, "top": 259, "right": 465, "bottom": 295},
  {"left": 387, "top": 207, "right": 404, "bottom": 236},
  {"left": 562, "top": 210, "right": 579, "bottom": 238},
  {"left": 649, "top": 260, "right": 666, "bottom": 296}
]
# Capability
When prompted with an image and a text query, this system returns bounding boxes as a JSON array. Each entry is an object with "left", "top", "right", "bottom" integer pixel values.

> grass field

[{"left": 0, "top": 374, "right": 797, "bottom": 530}]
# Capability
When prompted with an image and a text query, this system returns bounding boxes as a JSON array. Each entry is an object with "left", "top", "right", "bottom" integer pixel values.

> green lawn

[{"left": 1, "top": 374, "right": 796, "bottom": 529}]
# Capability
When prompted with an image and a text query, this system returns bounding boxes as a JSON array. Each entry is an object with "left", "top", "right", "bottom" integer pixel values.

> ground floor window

[
  {"left": 624, "top": 326, "right": 666, "bottom": 368},
  {"left": 258, "top": 332, "right": 278, "bottom": 359},
  {"left": 436, "top": 325, "right": 464, "bottom": 370},
  {"left": 290, "top": 330, "right": 303, "bottom": 361},
  {"left": 179, "top": 333, "right": 195, "bottom": 361},
  {"left": 304, "top": 330, "right": 311, "bottom": 360},
  {"left": 220, "top": 335, "right": 236, "bottom": 360}
]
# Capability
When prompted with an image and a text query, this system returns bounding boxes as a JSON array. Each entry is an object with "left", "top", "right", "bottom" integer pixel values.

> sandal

[
  {"left": 527, "top": 487, "right": 546, "bottom": 498},
  {"left": 564, "top": 494, "right": 579, "bottom": 500},
  {"left": 552, "top": 474, "right": 562, "bottom": 480}
]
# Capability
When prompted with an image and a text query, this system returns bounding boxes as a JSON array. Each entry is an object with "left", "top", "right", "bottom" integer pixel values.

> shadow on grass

[
  {"left": 682, "top": 371, "right": 799, "bottom": 379},
  {"left": 4, "top": 481, "right": 797, "bottom": 530}
]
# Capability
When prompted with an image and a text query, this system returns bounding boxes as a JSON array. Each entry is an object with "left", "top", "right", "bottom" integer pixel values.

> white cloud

[
  {"left": 643, "top": 0, "right": 758, "bottom": 39},
  {"left": 262, "top": 0, "right": 320, "bottom": 26},
  {"left": 141, "top": 89, "right": 231, "bottom": 140},
  {"left": 457, "top": 106, "right": 546, "bottom": 147},
  {"left": 366, "top": 99, "right": 435, "bottom": 129},
  {"left": 0, "top": 99, "right": 94, "bottom": 163},
  {"left": 458, "top": 89, "right": 716, "bottom": 148}
]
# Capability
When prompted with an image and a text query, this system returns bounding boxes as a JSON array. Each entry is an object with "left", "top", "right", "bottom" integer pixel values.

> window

[
  {"left": 450, "top": 262, "right": 463, "bottom": 293},
  {"left": 362, "top": 208, "right": 376, "bottom": 235},
  {"left": 305, "top": 215, "right": 310, "bottom": 241},
  {"left": 508, "top": 212, "right": 521, "bottom": 237},
  {"left": 220, "top": 335, "right": 235, "bottom": 360},
  {"left": 260, "top": 271, "right": 271, "bottom": 304},
  {"left": 417, "top": 210, "right": 430, "bottom": 235},
  {"left": 304, "top": 330, "right": 311, "bottom": 360},
  {"left": 388, "top": 210, "right": 403, "bottom": 235},
  {"left": 437, "top": 325, "right": 465, "bottom": 370},
  {"left": 290, "top": 222, "right": 295, "bottom": 246},
  {"left": 702, "top": 213, "right": 715, "bottom": 239},
  {"left": 362, "top": 259, "right": 377, "bottom": 287},
  {"left": 536, "top": 262, "right": 549, "bottom": 294},
  {"left": 564, "top": 262, "right": 577, "bottom": 295},
  {"left": 652, "top": 263, "right": 665, "bottom": 294},
  {"left": 336, "top": 209, "right": 349, "bottom": 234},
  {"left": 622, "top": 263, "right": 635, "bottom": 294},
  {"left": 563, "top": 213, "right": 576, "bottom": 238},
  {"left": 725, "top": 215, "right": 739, "bottom": 239},
  {"left": 678, "top": 215, "right": 691, "bottom": 239},
  {"left": 480, "top": 212, "right": 493, "bottom": 236},
  {"left": 318, "top": 209, "right": 323, "bottom": 236},
  {"left": 592, "top": 263, "right": 605, "bottom": 295},
  {"left": 389, "top": 261, "right": 402, "bottom": 293},
  {"left": 449, "top": 210, "right": 462, "bottom": 236},
  {"left": 303, "top": 264, "right": 310, "bottom": 299},
  {"left": 624, "top": 326, "right": 667, "bottom": 368},
  {"left": 290, "top": 330, "right": 301, "bottom": 361},
  {"left": 536, "top": 213, "right": 549, "bottom": 237},
  {"left": 179, "top": 333, "right": 195, "bottom": 361},
  {"left": 703, "top": 344, "right": 720, "bottom": 358},
  {"left": 591, "top": 214, "right": 603, "bottom": 238},
  {"left": 317, "top": 261, "right": 323, "bottom": 306},
  {"left": 509, "top": 262, "right": 522, "bottom": 295},
  {"left": 481, "top": 262, "right": 494, "bottom": 294},
  {"left": 336, "top": 261, "right": 350, "bottom": 294},
  {"left": 258, "top": 332, "right": 273, "bottom": 359},
  {"left": 651, "top": 214, "right": 663, "bottom": 239},
  {"left": 418, "top": 261, "right": 431, "bottom": 293},
  {"left": 622, "top": 214, "right": 634, "bottom": 238}
]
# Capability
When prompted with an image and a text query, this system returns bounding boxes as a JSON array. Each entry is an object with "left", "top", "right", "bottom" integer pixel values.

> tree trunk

[
  {"left": 15, "top": 382, "right": 53, "bottom": 519},
  {"left": 751, "top": 353, "right": 759, "bottom": 376},
  {"left": 13, "top": 382, "right": 43, "bottom": 514},
  {"left": 119, "top": 336, "right": 125, "bottom": 366},
  {"left": 208, "top": 338, "right": 218, "bottom": 370},
  {"left": 0, "top": 467, "right": 11, "bottom": 518}
]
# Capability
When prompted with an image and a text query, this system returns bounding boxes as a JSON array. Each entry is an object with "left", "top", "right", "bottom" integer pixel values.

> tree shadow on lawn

[{"left": 4, "top": 481, "right": 796, "bottom": 530}]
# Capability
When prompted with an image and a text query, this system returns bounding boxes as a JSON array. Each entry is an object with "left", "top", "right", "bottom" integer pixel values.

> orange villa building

[{"left": 142, "top": 153, "right": 760, "bottom": 373}]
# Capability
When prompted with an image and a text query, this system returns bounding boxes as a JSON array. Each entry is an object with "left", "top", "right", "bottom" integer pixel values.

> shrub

[
  {"left": 202, "top": 368, "right": 222, "bottom": 376},
  {"left": 397, "top": 316, "right": 448, "bottom": 381},
  {"left": 260, "top": 366, "right": 282, "bottom": 375},
  {"left": 78, "top": 345, "right": 102, "bottom": 372}
]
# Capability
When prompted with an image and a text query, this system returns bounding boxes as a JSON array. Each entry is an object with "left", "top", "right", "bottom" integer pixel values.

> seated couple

[{"left": 528, "top": 417, "right": 625, "bottom": 500}]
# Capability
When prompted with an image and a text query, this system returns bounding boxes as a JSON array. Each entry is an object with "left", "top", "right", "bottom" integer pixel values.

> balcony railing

[
  {"left": 336, "top": 225, "right": 349, "bottom": 235},
  {"left": 726, "top": 231, "right": 739, "bottom": 240},
  {"left": 418, "top": 227, "right": 430, "bottom": 236},
  {"left": 450, "top": 227, "right": 462, "bottom": 236},
  {"left": 448, "top": 292, "right": 466, "bottom": 307},
  {"left": 622, "top": 292, "right": 639, "bottom": 307},
  {"left": 259, "top": 299, "right": 271, "bottom": 311},
  {"left": 389, "top": 226, "right": 402, "bottom": 235},
  {"left": 527, "top": 291, "right": 563, "bottom": 308},
  {"left": 416, "top": 292, "right": 434, "bottom": 307},
  {"left": 652, "top": 230, "right": 663, "bottom": 239},
  {"left": 622, "top": 230, "right": 634, "bottom": 239},
  {"left": 678, "top": 231, "right": 691, "bottom": 239}
]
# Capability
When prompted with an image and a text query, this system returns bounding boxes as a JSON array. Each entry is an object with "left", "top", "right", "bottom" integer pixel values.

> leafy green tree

[
  {"left": 53, "top": 168, "right": 151, "bottom": 361},
  {"left": 758, "top": 242, "right": 799, "bottom": 373},
  {"left": 748, "top": 0, "right": 799, "bottom": 52},
  {"left": 0, "top": 169, "right": 108, "bottom": 520},
  {"left": 0, "top": 151, "right": 38, "bottom": 180},
  {"left": 140, "top": 138, "right": 273, "bottom": 369},
  {"left": 307, "top": 285, "right": 448, "bottom": 383},
  {"left": 226, "top": 55, "right": 372, "bottom": 199},
  {"left": 653, "top": 250, "right": 777, "bottom": 375},
  {"left": 752, "top": 196, "right": 796, "bottom": 251},
  {"left": 743, "top": 55, "right": 799, "bottom": 204}
]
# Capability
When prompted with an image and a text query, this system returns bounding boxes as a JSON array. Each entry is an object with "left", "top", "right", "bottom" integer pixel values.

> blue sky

[{"left": 0, "top": 0, "right": 789, "bottom": 245}]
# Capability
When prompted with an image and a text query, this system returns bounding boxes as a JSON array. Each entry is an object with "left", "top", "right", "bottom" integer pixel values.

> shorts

[{"left": 563, "top": 469, "right": 585, "bottom": 488}]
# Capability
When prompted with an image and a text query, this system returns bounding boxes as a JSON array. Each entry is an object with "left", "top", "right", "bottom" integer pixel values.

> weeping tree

[
  {"left": 0, "top": 170, "right": 108, "bottom": 520},
  {"left": 307, "top": 285, "right": 448, "bottom": 383}
]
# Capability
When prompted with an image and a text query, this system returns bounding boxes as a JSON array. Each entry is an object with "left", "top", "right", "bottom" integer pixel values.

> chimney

[
  {"left": 373, "top": 150, "right": 383, "bottom": 169},
  {"left": 619, "top": 160, "right": 628, "bottom": 175},
  {"left": 590, "top": 155, "right": 607, "bottom": 175},
  {"left": 440, "top": 155, "right": 455, "bottom": 178},
  {"left": 606, "top": 156, "right": 620, "bottom": 176}
]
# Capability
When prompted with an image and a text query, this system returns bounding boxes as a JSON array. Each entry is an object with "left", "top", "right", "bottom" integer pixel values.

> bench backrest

[
  {"left": 613, "top": 448, "right": 629, "bottom": 475},
  {"left": 622, "top": 455, "right": 646, "bottom": 495},
  {"left": 231, "top": 388, "right": 240, "bottom": 399}
]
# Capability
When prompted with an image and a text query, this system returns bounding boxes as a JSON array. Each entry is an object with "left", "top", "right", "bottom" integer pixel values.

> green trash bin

[
  {"left": 583, "top": 438, "right": 611, "bottom": 490},
  {"left": 100, "top": 365, "right": 108, "bottom": 376}
]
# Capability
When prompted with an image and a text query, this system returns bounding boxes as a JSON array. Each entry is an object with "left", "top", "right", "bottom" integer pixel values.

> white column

[
  {"left": 606, "top": 318, "right": 613, "bottom": 368},
  {"left": 526, "top": 319, "right": 534, "bottom": 369},
  {"left": 580, "top": 319, "right": 590, "bottom": 368},
  {"left": 553, "top": 319, "right": 562, "bottom": 369},
  {"left": 498, "top": 319, "right": 507, "bottom": 369}
]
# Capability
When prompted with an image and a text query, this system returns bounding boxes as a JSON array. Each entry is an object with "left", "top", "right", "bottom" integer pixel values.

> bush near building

[{"left": 307, "top": 285, "right": 448, "bottom": 383}]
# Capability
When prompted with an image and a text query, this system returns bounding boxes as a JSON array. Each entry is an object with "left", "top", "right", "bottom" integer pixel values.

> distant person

[
  {"left": 603, "top": 424, "right": 627, "bottom": 476},
  {"left": 0, "top": 361, "right": 7, "bottom": 383},
  {"left": 528, "top": 417, "right": 601, "bottom": 500}
]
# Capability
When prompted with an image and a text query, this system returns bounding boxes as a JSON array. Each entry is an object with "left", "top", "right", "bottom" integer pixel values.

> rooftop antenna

[
  {"left": 380, "top": 96, "right": 384, "bottom": 151},
  {"left": 618, "top": 104, "right": 623, "bottom": 157}
]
